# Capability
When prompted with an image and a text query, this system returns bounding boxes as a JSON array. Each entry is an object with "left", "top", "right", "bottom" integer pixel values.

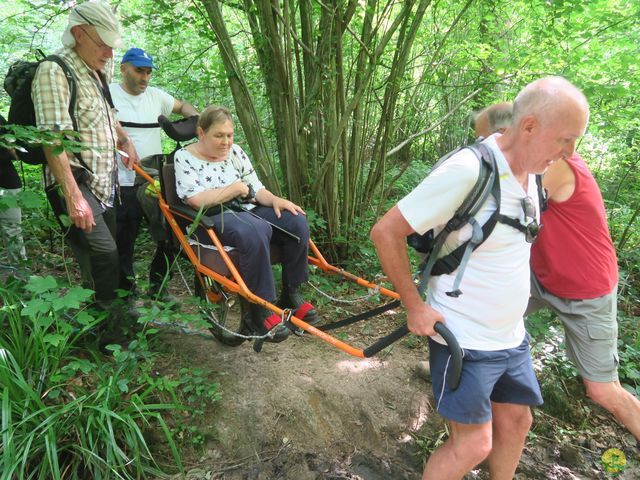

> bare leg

[
  {"left": 422, "top": 420, "right": 493, "bottom": 480},
  {"left": 487, "top": 403, "right": 532, "bottom": 480},
  {"left": 584, "top": 379, "right": 640, "bottom": 441}
]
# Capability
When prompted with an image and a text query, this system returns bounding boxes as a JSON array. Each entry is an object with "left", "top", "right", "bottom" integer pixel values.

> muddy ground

[{"left": 151, "top": 298, "right": 639, "bottom": 480}]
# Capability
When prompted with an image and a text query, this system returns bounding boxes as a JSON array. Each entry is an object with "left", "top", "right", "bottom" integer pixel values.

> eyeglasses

[
  {"left": 79, "top": 26, "right": 110, "bottom": 50},
  {"left": 521, "top": 196, "right": 540, "bottom": 243}
]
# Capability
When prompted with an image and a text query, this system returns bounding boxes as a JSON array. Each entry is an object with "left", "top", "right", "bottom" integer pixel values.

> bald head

[
  {"left": 496, "top": 76, "right": 590, "bottom": 176},
  {"left": 474, "top": 102, "right": 513, "bottom": 138},
  {"left": 512, "top": 76, "right": 589, "bottom": 128}
]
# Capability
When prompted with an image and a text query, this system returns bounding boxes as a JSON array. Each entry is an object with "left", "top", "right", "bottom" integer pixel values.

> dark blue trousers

[
  {"left": 198, "top": 206, "right": 310, "bottom": 301},
  {"left": 116, "top": 185, "right": 175, "bottom": 293}
]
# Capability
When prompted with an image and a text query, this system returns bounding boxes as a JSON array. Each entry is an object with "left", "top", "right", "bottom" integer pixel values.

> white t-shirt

[
  {"left": 174, "top": 144, "right": 265, "bottom": 210},
  {"left": 398, "top": 135, "right": 540, "bottom": 351},
  {"left": 109, "top": 84, "right": 175, "bottom": 186}
]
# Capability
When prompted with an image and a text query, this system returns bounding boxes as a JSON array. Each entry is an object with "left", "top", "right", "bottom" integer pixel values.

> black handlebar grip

[
  {"left": 363, "top": 324, "right": 409, "bottom": 358},
  {"left": 434, "top": 322, "right": 462, "bottom": 390},
  {"left": 363, "top": 322, "right": 462, "bottom": 391}
]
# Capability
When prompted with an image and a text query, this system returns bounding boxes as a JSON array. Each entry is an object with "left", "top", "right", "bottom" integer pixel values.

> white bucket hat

[{"left": 62, "top": 1, "right": 123, "bottom": 49}]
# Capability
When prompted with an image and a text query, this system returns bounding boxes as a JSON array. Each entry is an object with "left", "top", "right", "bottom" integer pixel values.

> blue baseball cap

[{"left": 121, "top": 48, "right": 156, "bottom": 68}]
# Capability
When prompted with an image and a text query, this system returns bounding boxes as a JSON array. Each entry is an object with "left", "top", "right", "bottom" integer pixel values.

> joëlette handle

[{"left": 362, "top": 322, "right": 462, "bottom": 390}]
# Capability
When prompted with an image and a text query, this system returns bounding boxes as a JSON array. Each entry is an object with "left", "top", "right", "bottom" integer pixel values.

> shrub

[{"left": 0, "top": 275, "right": 183, "bottom": 479}]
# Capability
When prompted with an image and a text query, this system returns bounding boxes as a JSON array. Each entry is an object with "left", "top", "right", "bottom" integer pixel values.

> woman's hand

[
  {"left": 271, "top": 197, "right": 305, "bottom": 218},
  {"left": 232, "top": 181, "right": 250, "bottom": 199}
]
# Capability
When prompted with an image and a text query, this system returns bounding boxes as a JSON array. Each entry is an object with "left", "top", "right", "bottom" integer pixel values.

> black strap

[
  {"left": 536, "top": 174, "right": 548, "bottom": 212},
  {"left": 45, "top": 55, "right": 93, "bottom": 174},
  {"left": 317, "top": 300, "right": 401, "bottom": 332},
  {"left": 424, "top": 144, "right": 501, "bottom": 277},
  {"left": 496, "top": 214, "right": 527, "bottom": 234},
  {"left": 119, "top": 121, "right": 160, "bottom": 128},
  {"left": 96, "top": 70, "right": 114, "bottom": 109}
]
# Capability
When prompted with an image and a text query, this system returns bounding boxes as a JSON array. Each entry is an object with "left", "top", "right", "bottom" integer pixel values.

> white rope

[
  {"left": 173, "top": 246, "right": 194, "bottom": 296},
  {"left": 308, "top": 280, "right": 381, "bottom": 304}
]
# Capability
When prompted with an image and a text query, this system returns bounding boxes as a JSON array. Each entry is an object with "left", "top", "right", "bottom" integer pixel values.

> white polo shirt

[
  {"left": 398, "top": 135, "right": 540, "bottom": 351},
  {"left": 109, "top": 84, "right": 175, "bottom": 186}
]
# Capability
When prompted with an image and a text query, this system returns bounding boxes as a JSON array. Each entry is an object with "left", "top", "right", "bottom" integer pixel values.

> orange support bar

[{"left": 134, "top": 163, "right": 401, "bottom": 358}]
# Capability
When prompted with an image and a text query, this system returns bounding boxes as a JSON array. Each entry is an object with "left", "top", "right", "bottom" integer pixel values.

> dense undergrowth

[{"left": 0, "top": 265, "right": 220, "bottom": 478}]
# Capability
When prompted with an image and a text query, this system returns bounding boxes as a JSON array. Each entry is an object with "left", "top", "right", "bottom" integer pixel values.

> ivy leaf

[
  {"left": 117, "top": 379, "right": 129, "bottom": 393},
  {"left": 75, "top": 310, "right": 98, "bottom": 327},
  {"left": 26, "top": 275, "right": 58, "bottom": 294},
  {"left": 44, "top": 333, "right": 66, "bottom": 347},
  {"left": 22, "top": 300, "right": 52, "bottom": 318}
]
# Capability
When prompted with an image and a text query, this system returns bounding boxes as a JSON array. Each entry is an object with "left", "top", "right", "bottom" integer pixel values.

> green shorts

[{"left": 526, "top": 274, "right": 619, "bottom": 383}]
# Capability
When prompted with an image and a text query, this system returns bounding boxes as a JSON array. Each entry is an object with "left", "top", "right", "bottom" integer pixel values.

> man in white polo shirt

[
  {"left": 371, "top": 76, "right": 590, "bottom": 479},
  {"left": 110, "top": 47, "right": 198, "bottom": 300}
]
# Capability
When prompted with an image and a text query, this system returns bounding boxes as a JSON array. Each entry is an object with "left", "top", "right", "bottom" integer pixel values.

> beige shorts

[{"left": 526, "top": 274, "right": 619, "bottom": 383}]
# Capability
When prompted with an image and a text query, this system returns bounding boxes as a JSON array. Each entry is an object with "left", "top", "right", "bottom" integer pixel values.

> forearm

[
  {"left": 370, "top": 209, "right": 423, "bottom": 311},
  {"left": 372, "top": 233, "right": 423, "bottom": 310},
  {"left": 115, "top": 122, "right": 138, "bottom": 166},
  {"left": 186, "top": 185, "right": 242, "bottom": 210},
  {"left": 44, "top": 147, "right": 82, "bottom": 203},
  {"left": 255, "top": 188, "right": 276, "bottom": 207},
  {"left": 180, "top": 102, "right": 198, "bottom": 117},
  {"left": 115, "top": 123, "right": 130, "bottom": 150}
]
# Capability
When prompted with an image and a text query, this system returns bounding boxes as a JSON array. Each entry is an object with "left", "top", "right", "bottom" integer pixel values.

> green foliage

[
  {"left": 617, "top": 312, "right": 640, "bottom": 395},
  {"left": 0, "top": 276, "right": 185, "bottom": 478},
  {"left": 0, "top": 124, "right": 86, "bottom": 160}
]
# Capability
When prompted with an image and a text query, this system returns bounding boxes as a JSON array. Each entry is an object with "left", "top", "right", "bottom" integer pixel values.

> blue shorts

[{"left": 429, "top": 335, "right": 543, "bottom": 424}]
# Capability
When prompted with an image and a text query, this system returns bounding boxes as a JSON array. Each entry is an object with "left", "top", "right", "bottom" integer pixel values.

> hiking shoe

[
  {"left": 249, "top": 304, "right": 290, "bottom": 343},
  {"left": 415, "top": 361, "right": 431, "bottom": 382},
  {"left": 278, "top": 288, "right": 320, "bottom": 326},
  {"left": 261, "top": 312, "right": 290, "bottom": 343}
]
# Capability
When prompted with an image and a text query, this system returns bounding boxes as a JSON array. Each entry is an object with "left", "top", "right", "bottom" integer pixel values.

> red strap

[
  {"left": 263, "top": 313, "right": 281, "bottom": 330},
  {"left": 295, "top": 302, "right": 315, "bottom": 320}
]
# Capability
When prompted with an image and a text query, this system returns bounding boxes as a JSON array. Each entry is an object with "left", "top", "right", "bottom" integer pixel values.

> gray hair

[{"left": 475, "top": 102, "right": 513, "bottom": 133}]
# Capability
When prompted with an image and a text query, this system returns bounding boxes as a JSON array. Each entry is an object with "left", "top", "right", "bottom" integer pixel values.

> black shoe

[
  {"left": 249, "top": 303, "right": 290, "bottom": 343},
  {"left": 278, "top": 286, "right": 320, "bottom": 325}
]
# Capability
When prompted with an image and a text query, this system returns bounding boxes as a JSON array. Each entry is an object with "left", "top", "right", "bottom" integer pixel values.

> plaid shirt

[{"left": 32, "top": 48, "right": 118, "bottom": 205}]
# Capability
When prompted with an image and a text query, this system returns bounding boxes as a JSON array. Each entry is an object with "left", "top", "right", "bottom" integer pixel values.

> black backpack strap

[
  {"left": 46, "top": 55, "right": 78, "bottom": 132},
  {"left": 119, "top": 121, "right": 160, "bottom": 128},
  {"left": 95, "top": 70, "right": 115, "bottom": 109},
  {"left": 45, "top": 55, "right": 93, "bottom": 173},
  {"left": 496, "top": 214, "right": 527, "bottom": 234},
  {"left": 536, "top": 174, "right": 548, "bottom": 212},
  {"left": 417, "top": 142, "right": 500, "bottom": 297}
]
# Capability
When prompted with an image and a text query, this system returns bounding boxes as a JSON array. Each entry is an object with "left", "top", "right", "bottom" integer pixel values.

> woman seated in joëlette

[{"left": 174, "top": 105, "right": 319, "bottom": 339}]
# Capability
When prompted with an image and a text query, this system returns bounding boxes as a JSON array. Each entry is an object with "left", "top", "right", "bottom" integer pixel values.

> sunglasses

[{"left": 521, "top": 196, "right": 540, "bottom": 243}]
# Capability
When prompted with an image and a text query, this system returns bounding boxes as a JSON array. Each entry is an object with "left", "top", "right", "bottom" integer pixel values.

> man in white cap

[
  {"left": 110, "top": 47, "right": 198, "bottom": 301},
  {"left": 31, "top": 1, "right": 139, "bottom": 342}
]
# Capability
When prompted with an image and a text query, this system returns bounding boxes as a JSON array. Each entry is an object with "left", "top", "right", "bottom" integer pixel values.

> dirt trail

[
  {"left": 157, "top": 312, "right": 640, "bottom": 480},
  {"left": 159, "top": 314, "right": 431, "bottom": 479}
]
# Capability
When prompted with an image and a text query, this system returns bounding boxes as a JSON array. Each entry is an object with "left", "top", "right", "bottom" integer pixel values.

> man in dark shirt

[{"left": 0, "top": 114, "right": 27, "bottom": 266}]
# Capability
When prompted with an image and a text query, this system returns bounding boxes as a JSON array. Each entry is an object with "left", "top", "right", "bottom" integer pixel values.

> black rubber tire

[{"left": 194, "top": 273, "right": 249, "bottom": 347}]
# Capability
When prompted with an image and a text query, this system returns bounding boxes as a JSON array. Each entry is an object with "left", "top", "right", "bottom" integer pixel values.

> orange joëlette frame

[{"left": 134, "top": 164, "right": 401, "bottom": 358}]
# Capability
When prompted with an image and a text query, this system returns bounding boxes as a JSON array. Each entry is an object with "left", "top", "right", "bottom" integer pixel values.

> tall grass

[{"left": 0, "top": 276, "right": 183, "bottom": 479}]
